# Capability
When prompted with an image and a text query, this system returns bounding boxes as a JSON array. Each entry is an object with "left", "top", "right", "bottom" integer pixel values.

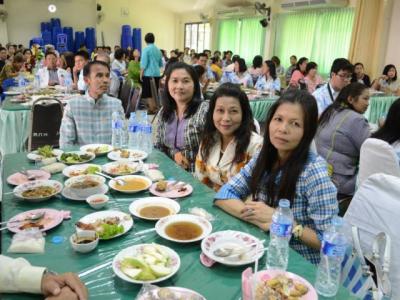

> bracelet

[{"left": 292, "top": 224, "right": 304, "bottom": 239}]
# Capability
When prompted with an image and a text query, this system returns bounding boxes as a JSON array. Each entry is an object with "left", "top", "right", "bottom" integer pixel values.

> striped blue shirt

[
  {"left": 255, "top": 75, "right": 281, "bottom": 92},
  {"left": 215, "top": 151, "right": 338, "bottom": 264},
  {"left": 59, "top": 92, "right": 124, "bottom": 148}
]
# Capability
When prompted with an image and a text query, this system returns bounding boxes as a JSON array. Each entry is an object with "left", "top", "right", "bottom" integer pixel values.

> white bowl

[
  {"left": 70, "top": 230, "right": 99, "bottom": 253},
  {"left": 86, "top": 194, "right": 109, "bottom": 209},
  {"left": 64, "top": 175, "right": 106, "bottom": 198},
  {"left": 108, "top": 175, "right": 152, "bottom": 194}
]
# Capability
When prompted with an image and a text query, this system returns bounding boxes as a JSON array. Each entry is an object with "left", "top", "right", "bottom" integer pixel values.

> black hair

[
  {"left": 62, "top": 51, "right": 75, "bottom": 70},
  {"left": 0, "top": 47, "right": 6, "bottom": 52},
  {"left": 163, "top": 57, "right": 179, "bottom": 75},
  {"left": 295, "top": 57, "right": 308, "bottom": 73},
  {"left": 23, "top": 49, "right": 32, "bottom": 55},
  {"left": 199, "top": 52, "right": 208, "bottom": 59},
  {"left": 75, "top": 50, "right": 89, "bottom": 61},
  {"left": 232, "top": 55, "right": 240, "bottom": 64},
  {"left": 249, "top": 89, "right": 318, "bottom": 205},
  {"left": 371, "top": 98, "right": 400, "bottom": 144},
  {"left": 290, "top": 55, "right": 297, "bottom": 60},
  {"left": 354, "top": 62, "right": 364, "bottom": 69},
  {"left": 83, "top": 60, "right": 110, "bottom": 77},
  {"left": 161, "top": 62, "right": 202, "bottom": 122},
  {"left": 271, "top": 56, "right": 281, "bottom": 66},
  {"left": 252, "top": 55, "right": 263, "bottom": 69},
  {"left": 193, "top": 64, "right": 206, "bottom": 79},
  {"left": 45, "top": 51, "right": 57, "bottom": 59},
  {"left": 236, "top": 58, "right": 247, "bottom": 73},
  {"left": 265, "top": 60, "right": 277, "bottom": 80},
  {"left": 114, "top": 48, "right": 125, "bottom": 60},
  {"left": 382, "top": 64, "right": 397, "bottom": 82},
  {"left": 211, "top": 57, "right": 220, "bottom": 64},
  {"left": 319, "top": 82, "right": 368, "bottom": 128},
  {"left": 145, "top": 33, "right": 155, "bottom": 44},
  {"left": 12, "top": 53, "right": 24, "bottom": 63},
  {"left": 200, "top": 82, "right": 255, "bottom": 164},
  {"left": 305, "top": 62, "right": 318, "bottom": 75},
  {"left": 330, "top": 58, "right": 353, "bottom": 75}
]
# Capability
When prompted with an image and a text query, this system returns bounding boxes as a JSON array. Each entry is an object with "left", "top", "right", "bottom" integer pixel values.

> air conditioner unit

[
  {"left": 216, "top": 6, "right": 255, "bottom": 18},
  {"left": 281, "top": 0, "right": 348, "bottom": 10}
]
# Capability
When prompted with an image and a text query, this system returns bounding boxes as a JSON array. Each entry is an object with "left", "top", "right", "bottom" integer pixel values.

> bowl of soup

[
  {"left": 109, "top": 175, "right": 152, "bottom": 193},
  {"left": 129, "top": 197, "right": 180, "bottom": 220},
  {"left": 155, "top": 214, "right": 212, "bottom": 243}
]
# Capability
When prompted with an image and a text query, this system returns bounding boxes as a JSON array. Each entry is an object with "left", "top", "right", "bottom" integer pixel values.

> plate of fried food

[
  {"left": 254, "top": 270, "right": 317, "bottom": 300},
  {"left": 76, "top": 210, "right": 133, "bottom": 240},
  {"left": 149, "top": 180, "right": 193, "bottom": 198},
  {"left": 7, "top": 208, "right": 65, "bottom": 233},
  {"left": 107, "top": 149, "right": 148, "bottom": 162}
]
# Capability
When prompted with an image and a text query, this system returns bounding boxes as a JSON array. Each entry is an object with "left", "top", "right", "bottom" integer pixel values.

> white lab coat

[{"left": 36, "top": 67, "right": 68, "bottom": 88}]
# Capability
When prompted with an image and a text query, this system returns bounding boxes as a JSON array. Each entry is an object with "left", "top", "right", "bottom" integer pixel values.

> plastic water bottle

[
  {"left": 315, "top": 216, "right": 348, "bottom": 297},
  {"left": 121, "top": 118, "right": 129, "bottom": 149},
  {"left": 18, "top": 74, "right": 26, "bottom": 89},
  {"left": 64, "top": 73, "right": 73, "bottom": 93},
  {"left": 34, "top": 74, "right": 41, "bottom": 90},
  {"left": 128, "top": 112, "right": 139, "bottom": 150},
  {"left": 111, "top": 111, "right": 123, "bottom": 148},
  {"left": 140, "top": 110, "right": 153, "bottom": 154},
  {"left": 266, "top": 199, "right": 294, "bottom": 270}
]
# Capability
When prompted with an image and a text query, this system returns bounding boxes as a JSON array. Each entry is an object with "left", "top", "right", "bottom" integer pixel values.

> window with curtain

[
  {"left": 274, "top": 8, "right": 355, "bottom": 76},
  {"left": 217, "top": 17, "right": 265, "bottom": 64}
]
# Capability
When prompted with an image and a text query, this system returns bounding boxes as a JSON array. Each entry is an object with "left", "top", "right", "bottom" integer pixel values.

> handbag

[{"left": 341, "top": 226, "right": 391, "bottom": 300}]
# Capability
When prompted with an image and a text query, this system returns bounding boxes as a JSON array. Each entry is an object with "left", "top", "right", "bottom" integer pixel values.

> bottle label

[
  {"left": 128, "top": 124, "right": 138, "bottom": 133},
  {"left": 112, "top": 120, "right": 123, "bottom": 129},
  {"left": 322, "top": 241, "right": 347, "bottom": 257},
  {"left": 142, "top": 125, "right": 152, "bottom": 134},
  {"left": 270, "top": 222, "right": 292, "bottom": 238}
]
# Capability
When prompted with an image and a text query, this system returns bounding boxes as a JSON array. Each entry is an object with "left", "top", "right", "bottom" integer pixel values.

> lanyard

[{"left": 327, "top": 84, "right": 335, "bottom": 103}]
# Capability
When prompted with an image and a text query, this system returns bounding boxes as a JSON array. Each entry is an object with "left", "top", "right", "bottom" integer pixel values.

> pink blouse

[{"left": 289, "top": 70, "right": 305, "bottom": 87}]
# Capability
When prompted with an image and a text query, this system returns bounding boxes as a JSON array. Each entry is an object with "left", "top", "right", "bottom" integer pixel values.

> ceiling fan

[{"left": 255, "top": 1, "right": 270, "bottom": 16}]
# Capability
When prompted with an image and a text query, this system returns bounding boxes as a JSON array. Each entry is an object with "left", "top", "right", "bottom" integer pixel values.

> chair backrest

[
  {"left": 28, "top": 98, "right": 63, "bottom": 151},
  {"left": 125, "top": 86, "right": 142, "bottom": 118},
  {"left": 253, "top": 118, "right": 260, "bottom": 134},
  {"left": 118, "top": 79, "right": 133, "bottom": 113},
  {"left": 358, "top": 138, "right": 400, "bottom": 186},
  {"left": 149, "top": 77, "right": 160, "bottom": 109},
  {"left": 343, "top": 173, "right": 400, "bottom": 299}
]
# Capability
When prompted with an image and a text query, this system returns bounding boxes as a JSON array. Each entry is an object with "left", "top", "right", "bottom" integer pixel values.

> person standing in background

[
  {"left": 285, "top": 55, "right": 297, "bottom": 85},
  {"left": 140, "top": 32, "right": 163, "bottom": 114}
]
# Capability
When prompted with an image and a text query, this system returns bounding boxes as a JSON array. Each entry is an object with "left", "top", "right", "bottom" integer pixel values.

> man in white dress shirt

[{"left": 36, "top": 52, "right": 68, "bottom": 88}]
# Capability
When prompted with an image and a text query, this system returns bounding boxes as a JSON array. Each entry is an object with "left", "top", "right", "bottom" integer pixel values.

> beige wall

[
  {"left": 0, "top": 4, "right": 8, "bottom": 45},
  {"left": 384, "top": 0, "right": 400, "bottom": 68},
  {"left": 96, "top": 0, "right": 177, "bottom": 52},
  {"left": 4, "top": 0, "right": 96, "bottom": 45}
]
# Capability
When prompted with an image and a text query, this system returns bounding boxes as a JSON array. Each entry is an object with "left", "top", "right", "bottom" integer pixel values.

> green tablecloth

[
  {"left": 366, "top": 95, "right": 398, "bottom": 124},
  {"left": 1, "top": 150, "right": 353, "bottom": 300},
  {"left": 0, "top": 100, "right": 30, "bottom": 155},
  {"left": 249, "top": 98, "right": 277, "bottom": 122}
]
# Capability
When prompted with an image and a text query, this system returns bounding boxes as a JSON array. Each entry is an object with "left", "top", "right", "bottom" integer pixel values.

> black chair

[
  {"left": 28, "top": 98, "right": 64, "bottom": 151},
  {"left": 125, "top": 86, "right": 142, "bottom": 118},
  {"left": 118, "top": 79, "right": 134, "bottom": 113},
  {"left": 150, "top": 77, "right": 161, "bottom": 111}
]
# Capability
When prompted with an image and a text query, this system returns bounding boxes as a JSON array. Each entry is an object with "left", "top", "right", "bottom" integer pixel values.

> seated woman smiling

[
  {"left": 195, "top": 83, "right": 263, "bottom": 191},
  {"left": 214, "top": 90, "right": 338, "bottom": 264}
]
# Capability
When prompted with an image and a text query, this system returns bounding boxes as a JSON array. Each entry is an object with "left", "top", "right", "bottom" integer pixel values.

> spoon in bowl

[
  {"left": 213, "top": 239, "right": 265, "bottom": 257},
  {"left": 95, "top": 171, "right": 126, "bottom": 186}
]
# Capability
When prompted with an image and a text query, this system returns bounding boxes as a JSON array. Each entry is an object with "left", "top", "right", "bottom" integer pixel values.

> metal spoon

[
  {"left": 95, "top": 171, "right": 126, "bottom": 186},
  {"left": 19, "top": 170, "right": 36, "bottom": 180},
  {"left": 0, "top": 211, "right": 45, "bottom": 226},
  {"left": 213, "top": 239, "right": 265, "bottom": 257}
]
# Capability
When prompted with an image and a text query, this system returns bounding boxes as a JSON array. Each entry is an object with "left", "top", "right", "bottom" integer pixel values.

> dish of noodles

[
  {"left": 14, "top": 180, "right": 63, "bottom": 202},
  {"left": 21, "top": 186, "right": 56, "bottom": 198}
]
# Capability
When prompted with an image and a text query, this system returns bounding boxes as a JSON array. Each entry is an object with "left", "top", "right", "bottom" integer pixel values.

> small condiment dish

[
  {"left": 70, "top": 230, "right": 99, "bottom": 253},
  {"left": 86, "top": 194, "right": 109, "bottom": 209}
]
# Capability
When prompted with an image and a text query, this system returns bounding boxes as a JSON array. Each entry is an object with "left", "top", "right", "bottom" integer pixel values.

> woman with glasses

[
  {"left": 372, "top": 64, "right": 400, "bottom": 96},
  {"left": 315, "top": 83, "right": 370, "bottom": 209}
]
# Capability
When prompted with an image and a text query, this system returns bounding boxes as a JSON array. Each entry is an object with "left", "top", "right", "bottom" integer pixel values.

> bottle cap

[
  {"left": 331, "top": 216, "right": 343, "bottom": 227},
  {"left": 278, "top": 199, "right": 290, "bottom": 208},
  {"left": 51, "top": 236, "right": 64, "bottom": 244}
]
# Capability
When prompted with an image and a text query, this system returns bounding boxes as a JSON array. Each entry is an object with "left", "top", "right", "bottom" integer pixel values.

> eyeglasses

[{"left": 336, "top": 73, "right": 352, "bottom": 81}]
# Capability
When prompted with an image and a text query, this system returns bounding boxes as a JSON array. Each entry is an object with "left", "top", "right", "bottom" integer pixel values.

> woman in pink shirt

[
  {"left": 289, "top": 57, "right": 308, "bottom": 89},
  {"left": 304, "top": 62, "right": 323, "bottom": 93}
]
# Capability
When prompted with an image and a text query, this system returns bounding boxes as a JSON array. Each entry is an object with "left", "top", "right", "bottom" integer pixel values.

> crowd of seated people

[{"left": 2, "top": 38, "right": 400, "bottom": 269}]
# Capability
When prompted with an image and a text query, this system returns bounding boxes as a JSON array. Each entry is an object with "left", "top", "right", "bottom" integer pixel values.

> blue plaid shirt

[
  {"left": 215, "top": 151, "right": 338, "bottom": 264},
  {"left": 59, "top": 92, "right": 124, "bottom": 148}
]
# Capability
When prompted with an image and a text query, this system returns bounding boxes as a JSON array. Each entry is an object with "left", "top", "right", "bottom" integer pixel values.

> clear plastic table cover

[{"left": 1, "top": 150, "right": 354, "bottom": 300}]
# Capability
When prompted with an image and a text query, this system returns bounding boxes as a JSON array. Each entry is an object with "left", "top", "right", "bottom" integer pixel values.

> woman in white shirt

[
  {"left": 220, "top": 58, "right": 253, "bottom": 88},
  {"left": 255, "top": 60, "right": 281, "bottom": 94},
  {"left": 111, "top": 48, "right": 127, "bottom": 76},
  {"left": 372, "top": 64, "right": 400, "bottom": 96}
]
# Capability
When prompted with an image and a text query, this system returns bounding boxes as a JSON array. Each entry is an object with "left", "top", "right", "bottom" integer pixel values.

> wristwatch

[{"left": 292, "top": 224, "right": 304, "bottom": 239}]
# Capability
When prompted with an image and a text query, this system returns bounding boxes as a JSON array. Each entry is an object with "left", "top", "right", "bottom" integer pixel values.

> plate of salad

[
  {"left": 58, "top": 151, "right": 95, "bottom": 165},
  {"left": 27, "top": 145, "right": 63, "bottom": 161},
  {"left": 75, "top": 210, "right": 133, "bottom": 240},
  {"left": 80, "top": 144, "right": 113, "bottom": 156},
  {"left": 62, "top": 164, "right": 102, "bottom": 178}
]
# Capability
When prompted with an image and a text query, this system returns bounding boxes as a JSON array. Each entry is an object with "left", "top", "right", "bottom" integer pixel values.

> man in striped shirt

[{"left": 59, "top": 61, "right": 124, "bottom": 149}]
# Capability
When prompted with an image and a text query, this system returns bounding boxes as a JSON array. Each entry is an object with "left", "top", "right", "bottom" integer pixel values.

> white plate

[
  {"left": 61, "top": 183, "right": 109, "bottom": 201},
  {"left": 80, "top": 144, "right": 113, "bottom": 156},
  {"left": 27, "top": 149, "right": 63, "bottom": 161},
  {"left": 113, "top": 243, "right": 180, "bottom": 284},
  {"left": 62, "top": 164, "right": 102, "bottom": 178},
  {"left": 137, "top": 287, "right": 206, "bottom": 300},
  {"left": 13, "top": 180, "right": 63, "bottom": 202},
  {"left": 108, "top": 175, "right": 152, "bottom": 194},
  {"left": 4, "top": 90, "right": 21, "bottom": 96},
  {"left": 107, "top": 149, "right": 148, "bottom": 162},
  {"left": 102, "top": 161, "right": 141, "bottom": 176},
  {"left": 155, "top": 214, "right": 212, "bottom": 243},
  {"left": 57, "top": 151, "right": 95, "bottom": 165},
  {"left": 201, "top": 230, "right": 264, "bottom": 266},
  {"left": 78, "top": 210, "right": 133, "bottom": 240},
  {"left": 129, "top": 197, "right": 180, "bottom": 220}
]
